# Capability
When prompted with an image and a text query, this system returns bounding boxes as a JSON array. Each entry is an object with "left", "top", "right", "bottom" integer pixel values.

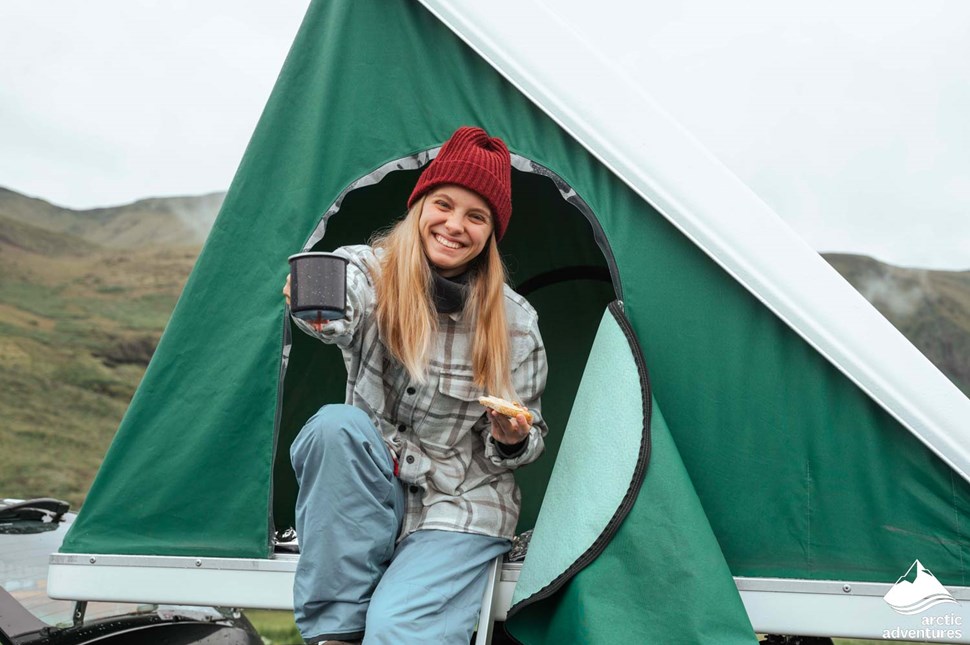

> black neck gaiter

[{"left": 431, "top": 270, "right": 470, "bottom": 314}]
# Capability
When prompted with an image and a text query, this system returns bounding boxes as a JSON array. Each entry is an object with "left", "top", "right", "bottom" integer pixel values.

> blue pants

[{"left": 290, "top": 404, "right": 510, "bottom": 644}]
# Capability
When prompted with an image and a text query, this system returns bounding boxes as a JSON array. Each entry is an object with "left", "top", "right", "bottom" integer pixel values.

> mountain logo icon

[{"left": 883, "top": 560, "right": 958, "bottom": 615}]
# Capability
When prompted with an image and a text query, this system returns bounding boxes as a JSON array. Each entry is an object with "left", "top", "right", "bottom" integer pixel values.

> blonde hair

[{"left": 371, "top": 198, "right": 513, "bottom": 397}]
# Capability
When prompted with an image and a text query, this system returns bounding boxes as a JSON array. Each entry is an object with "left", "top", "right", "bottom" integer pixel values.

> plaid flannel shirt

[{"left": 292, "top": 245, "right": 548, "bottom": 540}]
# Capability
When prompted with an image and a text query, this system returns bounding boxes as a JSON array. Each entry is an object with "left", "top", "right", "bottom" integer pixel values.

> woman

[{"left": 282, "top": 127, "right": 548, "bottom": 644}]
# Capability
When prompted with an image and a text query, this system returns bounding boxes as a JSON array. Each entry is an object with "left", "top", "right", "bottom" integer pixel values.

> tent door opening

[{"left": 272, "top": 153, "right": 620, "bottom": 536}]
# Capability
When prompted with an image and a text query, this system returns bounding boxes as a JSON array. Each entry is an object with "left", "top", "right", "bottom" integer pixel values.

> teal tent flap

[{"left": 508, "top": 304, "right": 756, "bottom": 643}]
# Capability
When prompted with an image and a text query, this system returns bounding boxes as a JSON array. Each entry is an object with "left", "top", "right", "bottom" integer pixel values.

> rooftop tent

[{"left": 51, "top": 0, "right": 970, "bottom": 642}]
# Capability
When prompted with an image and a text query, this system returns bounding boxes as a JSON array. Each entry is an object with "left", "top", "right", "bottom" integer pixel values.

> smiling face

[{"left": 419, "top": 184, "right": 494, "bottom": 277}]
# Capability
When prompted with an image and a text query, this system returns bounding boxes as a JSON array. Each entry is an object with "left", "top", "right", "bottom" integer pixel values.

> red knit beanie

[{"left": 408, "top": 126, "right": 513, "bottom": 241}]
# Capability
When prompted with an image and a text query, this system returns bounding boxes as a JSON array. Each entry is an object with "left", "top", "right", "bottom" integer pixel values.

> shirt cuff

[{"left": 493, "top": 435, "right": 529, "bottom": 459}]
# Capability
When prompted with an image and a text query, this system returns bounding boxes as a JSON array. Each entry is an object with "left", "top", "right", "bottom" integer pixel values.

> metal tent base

[{"left": 48, "top": 555, "right": 970, "bottom": 643}]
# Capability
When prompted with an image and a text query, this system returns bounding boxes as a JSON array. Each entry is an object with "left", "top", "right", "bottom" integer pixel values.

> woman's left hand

[{"left": 489, "top": 410, "right": 531, "bottom": 446}]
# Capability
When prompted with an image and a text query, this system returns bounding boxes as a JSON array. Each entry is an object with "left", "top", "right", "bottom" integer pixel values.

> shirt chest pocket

[
  {"left": 437, "top": 370, "right": 484, "bottom": 402},
  {"left": 418, "top": 369, "right": 486, "bottom": 448}
]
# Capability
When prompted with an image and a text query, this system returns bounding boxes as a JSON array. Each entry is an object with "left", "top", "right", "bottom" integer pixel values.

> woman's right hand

[{"left": 283, "top": 273, "right": 328, "bottom": 332}]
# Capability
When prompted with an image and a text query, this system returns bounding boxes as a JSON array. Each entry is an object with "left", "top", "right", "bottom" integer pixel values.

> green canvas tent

[{"left": 49, "top": 1, "right": 970, "bottom": 643}]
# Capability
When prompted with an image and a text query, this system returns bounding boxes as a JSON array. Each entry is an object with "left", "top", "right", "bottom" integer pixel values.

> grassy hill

[
  {"left": 0, "top": 187, "right": 223, "bottom": 248},
  {"left": 0, "top": 186, "right": 968, "bottom": 508},
  {"left": 0, "top": 198, "right": 201, "bottom": 505}
]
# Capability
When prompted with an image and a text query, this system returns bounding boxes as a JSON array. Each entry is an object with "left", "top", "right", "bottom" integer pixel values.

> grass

[
  {"left": 244, "top": 610, "right": 302, "bottom": 644},
  {"left": 0, "top": 243, "right": 197, "bottom": 506}
]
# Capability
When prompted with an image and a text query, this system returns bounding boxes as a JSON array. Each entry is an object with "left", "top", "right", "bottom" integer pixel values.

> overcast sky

[
  {"left": 1, "top": 1, "right": 967, "bottom": 270},
  {"left": 0, "top": 1, "right": 308, "bottom": 208}
]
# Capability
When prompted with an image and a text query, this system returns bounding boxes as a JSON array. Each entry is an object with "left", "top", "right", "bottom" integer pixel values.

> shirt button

[
  {"left": 406, "top": 386, "right": 416, "bottom": 395},
  {"left": 405, "top": 456, "right": 414, "bottom": 464},
  {"left": 409, "top": 485, "right": 420, "bottom": 494},
  {"left": 397, "top": 424, "right": 406, "bottom": 432}
]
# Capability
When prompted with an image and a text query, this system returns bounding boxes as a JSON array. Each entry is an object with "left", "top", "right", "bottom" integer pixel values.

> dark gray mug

[{"left": 288, "top": 252, "right": 349, "bottom": 321}]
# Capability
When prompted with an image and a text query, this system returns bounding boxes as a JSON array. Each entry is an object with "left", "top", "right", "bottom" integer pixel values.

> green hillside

[
  {"left": 0, "top": 214, "right": 99, "bottom": 256},
  {"left": 0, "top": 187, "right": 223, "bottom": 248},
  {"left": 0, "top": 205, "right": 199, "bottom": 505}
]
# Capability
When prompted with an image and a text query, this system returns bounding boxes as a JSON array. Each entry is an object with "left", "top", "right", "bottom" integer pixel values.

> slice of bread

[{"left": 478, "top": 395, "right": 534, "bottom": 424}]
